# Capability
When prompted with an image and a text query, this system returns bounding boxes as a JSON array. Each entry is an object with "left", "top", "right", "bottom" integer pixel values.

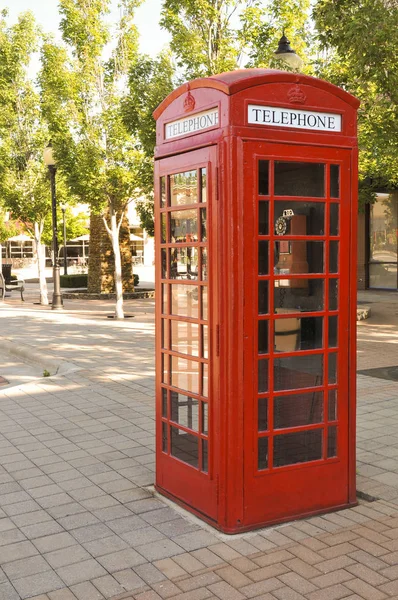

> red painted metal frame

[{"left": 154, "top": 69, "right": 359, "bottom": 533}]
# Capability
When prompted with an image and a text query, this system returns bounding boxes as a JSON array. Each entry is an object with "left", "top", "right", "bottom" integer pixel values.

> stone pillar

[{"left": 88, "top": 212, "right": 134, "bottom": 294}]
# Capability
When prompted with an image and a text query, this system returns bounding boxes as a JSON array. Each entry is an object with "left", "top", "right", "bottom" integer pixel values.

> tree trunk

[
  {"left": 106, "top": 212, "right": 124, "bottom": 319},
  {"left": 88, "top": 212, "right": 134, "bottom": 294},
  {"left": 34, "top": 222, "right": 49, "bottom": 305}
]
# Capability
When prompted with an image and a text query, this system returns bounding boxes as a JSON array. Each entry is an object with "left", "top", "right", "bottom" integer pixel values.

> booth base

[{"left": 155, "top": 484, "right": 358, "bottom": 534}]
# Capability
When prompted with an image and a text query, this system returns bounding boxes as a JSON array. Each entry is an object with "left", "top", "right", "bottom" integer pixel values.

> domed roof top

[{"left": 153, "top": 68, "right": 359, "bottom": 120}]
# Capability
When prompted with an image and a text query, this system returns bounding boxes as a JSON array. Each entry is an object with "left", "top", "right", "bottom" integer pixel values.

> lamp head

[
  {"left": 43, "top": 141, "right": 56, "bottom": 167},
  {"left": 274, "top": 33, "right": 304, "bottom": 71}
]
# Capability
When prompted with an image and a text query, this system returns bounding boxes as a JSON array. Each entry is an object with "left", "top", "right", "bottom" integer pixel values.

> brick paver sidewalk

[{"left": 0, "top": 291, "right": 396, "bottom": 600}]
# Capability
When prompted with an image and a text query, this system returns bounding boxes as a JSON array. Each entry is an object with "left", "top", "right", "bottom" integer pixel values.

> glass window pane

[
  {"left": 200, "top": 208, "right": 207, "bottom": 241},
  {"left": 162, "top": 319, "right": 169, "bottom": 349},
  {"left": 171, "top": 356, "right": 200, "bottom": 395},
  {"left": 275, "top": 241, "right": 324, "bottom": 275},
  {"left": 258, "top": 437, "right": 269, "bottom": 470},
  {"left": 170, "top": 210, "right": 198, "bottom": 243},
  {"left": 202, "top": 402, "right": 208, "bottom": 435},
  {"left": 170, "top": 171, "right": 198, "bottom": 206},
  {"left": 329, "top": 279, "right": 338, "bottom": 311},
  {"left": 259, "top": 160, "right": 269, "bottom": 196},
  {"left": 274, "top": 162, "right": 325, "bottom": 197},
  {"left": 258, "top": 359, "right": 268, "bottom": 392},
  {"left": 171, "top": 284, "right": 199, "bottom": 318},
  {"left": 330, "top": 204, "right": 339, "bottom": 235},
  {"left": 274, "top": 202, "right": 325, "bottom": 236},
  {"left": 258, "top": 320, "right": 268, "bottom": 354},
  {"left": 328, "top": 426, "right": 337, "bottom": 457},
  {"left": 274, "top": 317, "right": 323, "bottom": 353},
  {"left": 259, "top": 241, "right": 269, "bottom": 274},
  {"left": 201, "top": 287, "right": 208, "bottom": 320},
  {"left": 369, "top": 263, "right": 397, "bottom": 290},
  {"left": 162, "top": 389, "right": 167, "bottom": 418},
  {"left": 330, "top": 165, "right": 340, "bottom": 198},
  {"left": 202, "top": 325, "right": 208, "bottom": 359},
  {"left": 329, "top": 316, "right": 338, "bottom": 348},
  {"left": 274, "top": 354, "right": 323, "bottom": 391},
  {"left": 171, "top": 427, "right": 198, "bottom": 468},
  {"left": 274, "top": 429, "right": 323, "bottom": 467},
  {"left": 329, "top": 242, "right": 339, "bottom": 274},
  {"left": 370, "top": 193, "right": 397, "bottom": 263},
  {"left": 170, "top": 247, "right": 199, "bottom": 280},
  {"left": 161, "top": 248, "right": 167, "bottom": 279},
  {"left": 171, "top": 320, "right": 199, "bottom": 357},
  {"left": 162, "top": 422, "right": 168, "bottom": 453},
  {"left": 202, "top": 363, "right": 208, "bottom": 398},
  {"left": 328, "top": 389, "right": 337, "bottom": 421},
  {"left": 259, "top": 201, "right": 269, "bottom": 234},
  {"left": 162, "top": 353, "right": 169, "bottom": 385},
  {"left": 274, "top": 280, "right": 324, "bottom": 313},
  {"left": 329, "top": 353, "right": 337, "bottom": 384},
  {"left": 202, "top": 439, "right": 208, "bottom": 472},
  {"left": 162, "top": 284, "right": 168, "bottom": 314},
  {"left": 160, "top": 176, "right": 166, "bottom": 207},
  {"left": 200, "top": 168, "right": 207, "bottom": 203},
  {"left": 258, "top": 398, "right": 268, "bottom": 431},
  {"left": 258, "top": 281, "right": 269, "bottom": 314},
  {"left": 274, "top": 391, "right": 323, "bottom": 429},
  {"left": 170, "top": 391, "right": 199, "bottom": 431},
  {"left": 201, "top": 248, "right": 208, "bottom": 281},
  {"left": 161, "top": 213, "right": 166, "bottom": 243}
]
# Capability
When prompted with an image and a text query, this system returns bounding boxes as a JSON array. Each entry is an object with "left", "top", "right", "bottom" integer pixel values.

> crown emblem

[
  {"left": 287, "top": 85, "right": 306, "bottom": 104},
  {"left": 183, "top": 91, "right": 195, "bottom": 112}
]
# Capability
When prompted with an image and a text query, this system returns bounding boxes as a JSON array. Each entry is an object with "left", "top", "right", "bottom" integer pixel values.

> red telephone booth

[{"left": 154, "top": 69, "right": 359, "bottom": 533}]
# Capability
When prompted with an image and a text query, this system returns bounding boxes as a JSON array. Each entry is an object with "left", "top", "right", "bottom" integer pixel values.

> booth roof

[{"left": 153, "top": 68, "right": 360, "bottom": 120}]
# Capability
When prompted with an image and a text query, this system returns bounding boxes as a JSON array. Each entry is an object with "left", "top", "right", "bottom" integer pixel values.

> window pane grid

[
  {"left": 256, "top": 159, "right": 343, "bottom": 473},
  {"left": 159, "top": 166, "right": 210, "bottom": 474}
]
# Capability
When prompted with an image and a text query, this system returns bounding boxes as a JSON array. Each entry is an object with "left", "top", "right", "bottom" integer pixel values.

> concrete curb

[{"left": 1, "top": 336, "right": 80, "bottom": 376}]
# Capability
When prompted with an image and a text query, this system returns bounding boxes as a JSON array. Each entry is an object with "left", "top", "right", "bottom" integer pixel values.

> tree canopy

[{"left": 313, "top": 0, "right": 398, "bottom": 204}]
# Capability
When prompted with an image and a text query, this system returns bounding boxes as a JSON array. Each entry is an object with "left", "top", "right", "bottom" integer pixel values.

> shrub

[
  {"left": 60, "top": 274, "right": 88, "bottom": 288},
  {"left": 134, "top": 273, "right": 139, "bottom": 286}
]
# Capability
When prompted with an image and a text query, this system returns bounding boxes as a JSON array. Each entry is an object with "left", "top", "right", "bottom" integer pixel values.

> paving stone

[
  {"left": 44, "top": 544, "right": 92, "bottom": 569},
  {"left": 48, "top": 589, "right": 78, "bottom": 600},
  {"left": 3, "top": 555, "right": 51, "bottom": 580},
  {"left": 153, "top": 558, "right": 188, "bottom": 579},
  {"left": 136, "top": 538, "right": 185, "bottom": 561},
  {"left": 70, "top": 581, "right": 105, "bottom": 600},
  {"left": 208, "top": 580, "right": 246, "bottom": 600},
  {"left": 0, "top": 581, "right": 20, "bottom": 600},
  {"left": 12, "top": 571, "right": 65, "bottom": 599},
  {"left": 56, "top": 559, "right": 107, "bottom": 586},
  {"left": 83, "top": 533, "right": 129, "bottom": 557},
  {"left": 133, "top": 563, "right": 167, "bottom": 585},
  {"left": 239, "top": 578, "right": 284, "bottom": 598},
  {"left": 97, "top": 548, "right": 146, "bottom": 571},
  {"left": 92, "top": 575, "right": 125, "bottom": 599},
  {"left": 113, "top": 568, "right": 146, "bottom": 591},
  {"left": 33, "top": 533, "right": 77, "bottom": 554},
  {"left": 0, "top": 540, "right": 38, "bottom": 564}
]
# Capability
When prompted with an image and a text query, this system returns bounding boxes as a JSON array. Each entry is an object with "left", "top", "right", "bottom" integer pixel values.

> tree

[
  {"left": 124, "top": 50, "right": 175, "bottom": 236},
  {"left": 160, "top": 0, "right": 311, "bottom": 79},
  {"left": 313, "top": 0, "right": 398, "bottom": 207},
  {"left": 40, "top": 0, "right": 145, "bottom": 318},
  {"left": 0, "top": 10, "right": 52, "bottom": 304}
]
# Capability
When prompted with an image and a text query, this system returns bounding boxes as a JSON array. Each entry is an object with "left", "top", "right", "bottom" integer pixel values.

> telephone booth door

[
  {"left": 242, "top": 141, "right": 354, "bottom": 527},
  {"left": 155, "top": 146, "right": 218, "bottom": 521}
]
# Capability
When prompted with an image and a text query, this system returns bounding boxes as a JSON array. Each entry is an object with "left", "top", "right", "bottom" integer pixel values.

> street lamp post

[
  {"left": 60, "top": 204, "right": 68, "bottom": 276},
  {"left": 43, "top": 142, "right": 63, "bottom": 310}
]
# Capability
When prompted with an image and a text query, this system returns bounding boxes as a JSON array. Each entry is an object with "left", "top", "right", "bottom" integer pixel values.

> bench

[{"left": 0, "top": 272, "right": 25, "bottom": 301}]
